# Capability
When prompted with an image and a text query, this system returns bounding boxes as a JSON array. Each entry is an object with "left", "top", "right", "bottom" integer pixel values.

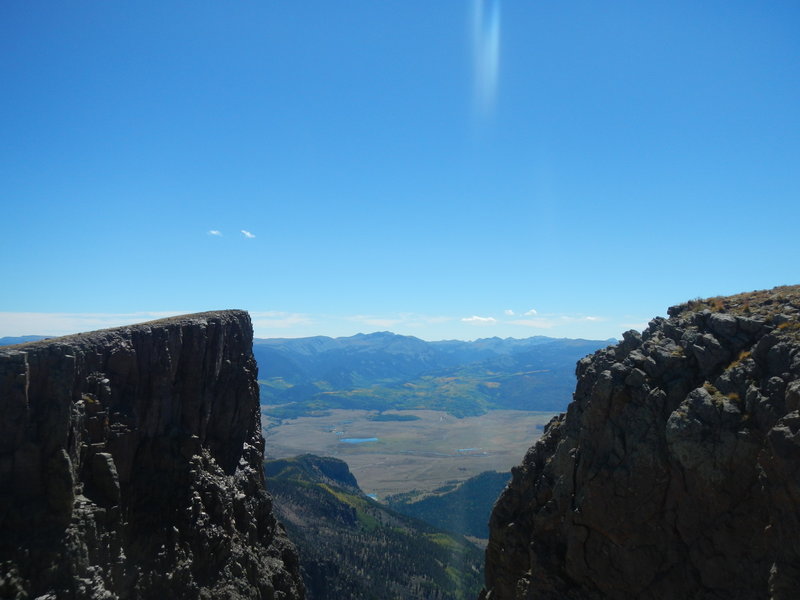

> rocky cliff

[
  {"left": 481, "top": 287, "right": 800, "bottom": 599},
  {"left": 0, "top": 311, "right": 303, "bottom": 599}
]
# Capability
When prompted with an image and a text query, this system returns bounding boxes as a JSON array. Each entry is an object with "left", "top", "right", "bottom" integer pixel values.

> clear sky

[{"left": 2, "top": 1, "right": 798, "bottom": 341}]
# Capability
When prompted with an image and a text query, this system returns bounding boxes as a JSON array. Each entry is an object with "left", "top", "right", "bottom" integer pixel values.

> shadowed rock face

[
  {"left": 481, "top": 287, "right": 800, "bottom": 600},
  {"left": 0, "top": 311, "right": 303, "bottom": 599}
]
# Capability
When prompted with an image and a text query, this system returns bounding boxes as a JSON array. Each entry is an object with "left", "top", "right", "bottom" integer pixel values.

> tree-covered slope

[
  {"left": 387, "top": 471, "right": 510, "bottom": 540},
  {"left": 265, "top": 454, "right": 484, "bottom": 600}
]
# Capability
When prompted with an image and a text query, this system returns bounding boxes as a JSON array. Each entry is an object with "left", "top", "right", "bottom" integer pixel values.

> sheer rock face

[
  {"left": 481, "top": 287, "right": 800, "bottom": 600},
  {"left": 0, "top": 311, "right": 304, "bottom": 600}
]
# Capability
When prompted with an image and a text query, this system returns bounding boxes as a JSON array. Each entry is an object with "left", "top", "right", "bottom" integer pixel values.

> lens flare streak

[{"left": 472, "top": 0, "right": 501, "bottom": 116}]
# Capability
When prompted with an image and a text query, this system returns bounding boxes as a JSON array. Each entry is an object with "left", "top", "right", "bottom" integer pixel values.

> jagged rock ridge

[
  {"left": 481, "top": 286, "right": 800, "bottom": 599},
  {"left": 0, "top": 311, "right": 303, "bottom": 599}
]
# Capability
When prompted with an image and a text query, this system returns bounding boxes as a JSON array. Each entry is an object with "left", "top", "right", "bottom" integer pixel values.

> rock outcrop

[
  {"left": 481, "top": 287, "right": 800, "bottom": 599},
  {"left": 0, "top": 311, "right": 303, "bottom": 599}
]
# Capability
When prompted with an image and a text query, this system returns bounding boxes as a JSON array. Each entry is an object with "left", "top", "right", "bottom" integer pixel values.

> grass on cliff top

[{"left": 679, "top": 285, "right": 800, "bottom": 318}]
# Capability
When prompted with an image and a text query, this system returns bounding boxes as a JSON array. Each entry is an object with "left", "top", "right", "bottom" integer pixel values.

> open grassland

[{"left": 263, "top": 409, "right": 557, "bottom": 498}]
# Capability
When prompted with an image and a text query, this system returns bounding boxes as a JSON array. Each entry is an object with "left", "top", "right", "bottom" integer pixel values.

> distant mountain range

[
  {"left": 265, "top": 454, "right": 484, "bottom": 600},
  {"left": 0, "top": 335, "right": 51, "bottom": 346},
  {"left": 254, "top": 331, "right": 614, "bottom": 418}
]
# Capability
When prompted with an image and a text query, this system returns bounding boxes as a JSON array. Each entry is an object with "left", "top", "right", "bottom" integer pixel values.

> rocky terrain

[
  {"left": 481, "top": 286, "right": 800, "bottom": 599},
  {"left": 0, "top": 311, "right": 303, "bottom": 599}
]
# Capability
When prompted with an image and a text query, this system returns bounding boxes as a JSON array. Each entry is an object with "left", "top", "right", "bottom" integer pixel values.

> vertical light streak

[{"left": 472, "top": 0, "right": 501, "bottom": 117}]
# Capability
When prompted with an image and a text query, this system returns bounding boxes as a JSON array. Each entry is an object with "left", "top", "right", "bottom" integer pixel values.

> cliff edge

[
  {"left": 0, "top": 311, "right": 303, "bottom": 599},
  {"left": 481, "top": 286, "right": 800, "bottom": 599}
]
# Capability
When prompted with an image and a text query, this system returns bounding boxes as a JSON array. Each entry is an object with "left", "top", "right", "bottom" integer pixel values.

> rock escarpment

[
  {"left": 481, "top": 287, "right": 800, "bottom": 599},
  {"left": 0, "top": 311, "right": 303, "bottom": 599}
]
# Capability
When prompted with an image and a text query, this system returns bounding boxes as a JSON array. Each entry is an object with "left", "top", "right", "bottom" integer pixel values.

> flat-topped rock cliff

[
  {"left": 481, "top": 287, "right": 800, "bottom": 599},
  {"left": 0, "top": 311, "right": 303, "bottom": 599}
]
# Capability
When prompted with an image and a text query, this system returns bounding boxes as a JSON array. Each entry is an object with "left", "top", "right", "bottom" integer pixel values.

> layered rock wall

[
  {"left": 481, "top": 287, "right": 800, "bottom": 599},
  {"left": 0, "top": 311, "right": 303, "bottom": 599}
]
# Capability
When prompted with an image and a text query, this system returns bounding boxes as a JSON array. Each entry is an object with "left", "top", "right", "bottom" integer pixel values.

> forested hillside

[
  {"left": 387, "top": 470, "right": 511, "bottom": 540},
  {"left": 265, "top": 454, "right": 484, "bottom": 600}
]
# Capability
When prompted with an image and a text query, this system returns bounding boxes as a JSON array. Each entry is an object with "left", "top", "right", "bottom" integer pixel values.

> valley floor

[{"left": 262, "top": 409, "right": 556, "bottom": 498}]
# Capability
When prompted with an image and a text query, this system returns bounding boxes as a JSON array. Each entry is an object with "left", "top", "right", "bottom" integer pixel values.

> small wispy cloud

[
  {"left": 559, "top": 315, "right": 605, "bottom": 323},
  {"left": 524, "top": 308, "right": 538, "bottom": 316},
  {"left": 241, "top": 230, "right": 256, "bottom": 239},
  {"left": 461, "top": 315, "right": 497, "bottom": 325},
  {"left": 208, "top": 230, "right": 222, "bottom": 236},
  {"left": 504, "top": 309, "right": 515, "bottom": 316}
]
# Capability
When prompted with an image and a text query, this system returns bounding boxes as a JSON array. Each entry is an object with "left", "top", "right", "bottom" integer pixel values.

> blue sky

[{"left": 2, "top": 1, "right": 798, "bottom": 341}]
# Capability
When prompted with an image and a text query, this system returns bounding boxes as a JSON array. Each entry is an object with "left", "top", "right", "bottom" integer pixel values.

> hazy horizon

[{"left": 0, "top": 312, "right": 620, "bottom": 343}]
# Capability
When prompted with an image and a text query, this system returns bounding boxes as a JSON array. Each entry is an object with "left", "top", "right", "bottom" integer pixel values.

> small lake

[{"left": 340, "top": 437, "right": 379, "bottom": 444}]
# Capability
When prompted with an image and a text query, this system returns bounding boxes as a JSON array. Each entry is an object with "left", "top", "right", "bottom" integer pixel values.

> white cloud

[
  {"left": 241, "top": 230, "right": 256, "bottom": 239},
  {"left": 461, "top": 315, "right": 497, "bottom": 324},
  {"left": 208, "top": 230, "right": 222, "bottom": 236},
  {"left": 557, "top": 314, "right": 606, "bottom": 323},
  {"left": 564, "top": 315, "right": 605, "bottom": 323},
  {"left": 504, "top": 309, "right": 515, "bottom": 316},
  {"left": 524, "top": 308, "right": 538, "bottom": 316}
]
